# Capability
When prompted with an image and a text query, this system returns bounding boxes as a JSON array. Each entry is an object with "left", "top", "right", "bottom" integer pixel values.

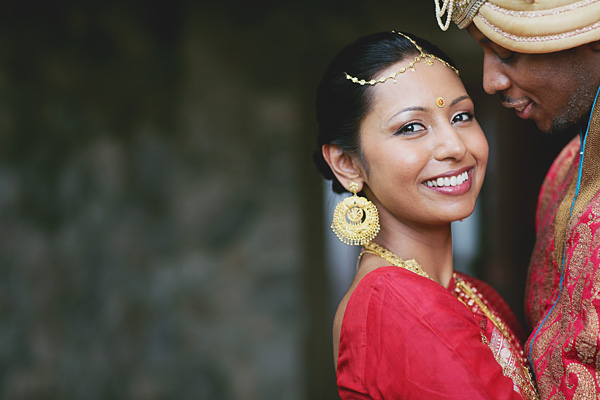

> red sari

[{"left": 337, "top": 266, "right": 536, "bottom": 399}]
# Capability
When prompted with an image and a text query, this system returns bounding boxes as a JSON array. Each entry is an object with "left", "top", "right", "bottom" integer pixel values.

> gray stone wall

[
  {"left": 0, "top": 1, "right": 570, "bottom": 400},
  {"left": 0, "top": 2, "right": 306, "bottom": 399}
]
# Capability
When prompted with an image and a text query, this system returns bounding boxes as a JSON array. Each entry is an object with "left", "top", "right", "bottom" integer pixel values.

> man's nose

[{"left": 482, "top": 55, "right": 511, "bottom": 95}]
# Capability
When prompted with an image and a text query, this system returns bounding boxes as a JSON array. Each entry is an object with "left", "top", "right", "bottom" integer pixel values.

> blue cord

[{"left": 527, "top": 84, "right": 600, "bottom": 380}]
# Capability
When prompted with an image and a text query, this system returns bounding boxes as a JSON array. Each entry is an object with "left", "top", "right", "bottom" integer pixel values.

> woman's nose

[{"left": 433, "top": 125, "right": 467, "bottom": 162}]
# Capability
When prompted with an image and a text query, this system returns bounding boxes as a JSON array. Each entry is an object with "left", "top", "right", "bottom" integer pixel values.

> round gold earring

[{"left": 331, "top": 182, "right": 380, "bottom": 246}]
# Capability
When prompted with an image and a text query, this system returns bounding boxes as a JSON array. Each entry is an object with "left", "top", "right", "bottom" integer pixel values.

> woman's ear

[{"left": 322, "top": 144, "right": 364, "bottom": 191}]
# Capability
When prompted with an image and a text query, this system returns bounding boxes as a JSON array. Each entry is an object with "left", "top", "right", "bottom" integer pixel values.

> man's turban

[{"left": 435, "top": 0, "right": 600, "bottom": 53}]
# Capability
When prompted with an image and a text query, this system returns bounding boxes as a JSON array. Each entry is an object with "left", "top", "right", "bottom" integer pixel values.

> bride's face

[{"left": 357, "top": 59, "right": 488, "bottom": 228}]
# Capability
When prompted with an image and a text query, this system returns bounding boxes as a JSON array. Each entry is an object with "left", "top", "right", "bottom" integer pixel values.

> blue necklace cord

[{"left": 527, "top": 84, "right": 600, "bottom": 381}]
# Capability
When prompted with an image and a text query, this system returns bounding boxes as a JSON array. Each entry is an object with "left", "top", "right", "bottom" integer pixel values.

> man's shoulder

[
  {"left": 541, "top": 135, "right": 580, "bottom": 193},
  {"left": 551, "top": 135, "right": 581, "bottom": 173}
]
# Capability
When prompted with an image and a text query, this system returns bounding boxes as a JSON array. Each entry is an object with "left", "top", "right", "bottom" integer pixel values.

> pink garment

[
  {"left": 337, "top": 266, "right": 533, "bottom": 399},
  {"left": 525, "top": 135, "right": 600, "bottom": 398}
]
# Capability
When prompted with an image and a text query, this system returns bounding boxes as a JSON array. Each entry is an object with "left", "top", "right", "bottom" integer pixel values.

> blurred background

[{"left": 0, "top": 1, "right": 574, "bottom": 399}]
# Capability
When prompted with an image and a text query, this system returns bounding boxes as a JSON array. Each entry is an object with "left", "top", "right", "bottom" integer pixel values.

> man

[{"left": 434, "top": 0, "right": 600, "bottom": 398}]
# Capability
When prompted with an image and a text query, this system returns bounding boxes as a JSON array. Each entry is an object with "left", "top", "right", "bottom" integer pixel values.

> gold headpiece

[
  {"left": 435, "top": 0, "right": 486, "bottom": 30},
  {"left": 344, "top": 31, "right": 459, "bottom": 86},
  {"left": 434, "top": 0, "right": 600, "bottom": 54}
]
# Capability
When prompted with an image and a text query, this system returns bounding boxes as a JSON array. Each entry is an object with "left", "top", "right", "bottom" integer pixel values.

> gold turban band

[{"left": 434, "top": 0, "right": 600, "bottom": 53}]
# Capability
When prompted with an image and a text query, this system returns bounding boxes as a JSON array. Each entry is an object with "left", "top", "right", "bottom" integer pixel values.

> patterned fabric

[
  {"left": 337, "top": 267, "right": 533, "bottom": 399},
  {"left": 525, "top": 126, "right": 600, "bottom": 398}
]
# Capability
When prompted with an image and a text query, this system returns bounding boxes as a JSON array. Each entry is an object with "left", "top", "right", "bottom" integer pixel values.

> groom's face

[{"left": 467, "top": 24, "right": 599, "bottom": 134}]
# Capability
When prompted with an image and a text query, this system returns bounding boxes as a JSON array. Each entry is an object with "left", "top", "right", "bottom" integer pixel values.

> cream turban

[{"left": 435, "top": 0, "right": 600, "bottom": 53}]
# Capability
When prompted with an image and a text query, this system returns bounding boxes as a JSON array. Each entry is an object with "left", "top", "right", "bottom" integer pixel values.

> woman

[{"left": 314, "top": 31, "right": 538, "bottom": 399}]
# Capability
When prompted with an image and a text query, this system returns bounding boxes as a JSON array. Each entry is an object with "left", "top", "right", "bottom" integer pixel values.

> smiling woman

[{"left": 314, "top": 31, "right": 539, "bottom": 399}]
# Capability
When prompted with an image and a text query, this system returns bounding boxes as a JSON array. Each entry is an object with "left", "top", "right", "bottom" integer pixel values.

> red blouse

[{"left": 337, "top": 266, "right": 534, "bottom": 399}]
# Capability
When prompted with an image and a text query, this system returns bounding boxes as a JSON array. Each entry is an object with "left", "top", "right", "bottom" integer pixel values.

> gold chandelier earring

[{"left": 331, "top": 182, "right": 380, "bottom": 246}]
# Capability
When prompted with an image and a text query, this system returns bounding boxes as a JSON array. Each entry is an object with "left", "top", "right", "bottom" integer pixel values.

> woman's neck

[{"left": 361, "top": 222, "right": 454, "bottom": 287}]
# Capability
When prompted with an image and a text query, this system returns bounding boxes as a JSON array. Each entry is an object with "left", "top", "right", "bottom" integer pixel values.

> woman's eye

[
  {"left": 394, "top": 122, "right": 426, "bottom": 136},
  {"left": 452, "top": 112, "right": 474, "bottom": 124}
]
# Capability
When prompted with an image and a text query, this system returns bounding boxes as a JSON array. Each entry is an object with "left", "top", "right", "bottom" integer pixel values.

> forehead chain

[{"left": 344, "top": 31, "right": 459, "bottom": 86}]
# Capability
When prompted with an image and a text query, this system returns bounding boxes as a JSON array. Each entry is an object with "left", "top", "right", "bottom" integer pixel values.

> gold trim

[
  {"left": 344, "top": 31, "right": 459, "bottom": 86},
  {"left": 478, "top": 13, "right": 600, "bottom": 43},
  {"left": 486, "top": 0, "right": 598, "bottom": 18},
  {"left": 455, "top": 0, "right": 487, "bottom": 29},
  {"left": 553, "top": 97, "right": 600, "bottom": 272}
]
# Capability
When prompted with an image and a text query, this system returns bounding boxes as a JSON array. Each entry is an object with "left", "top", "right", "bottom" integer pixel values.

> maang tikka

[
  {"left": 344, "top": 31, "right": 459, "bottom": 86},
  {"left": 331, "top": 182, "right": 380, "bottom": 246}
]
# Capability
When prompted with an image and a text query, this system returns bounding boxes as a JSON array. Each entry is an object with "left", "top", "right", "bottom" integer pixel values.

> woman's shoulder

[
  {"left": 336, "top": 268, "right": 521, "bottom": 399},
  {"left": 334, "top": 267, "right": 424, "bottom": 340},
  {"left": 336, "top": 267, "right": 458, "bottom": 392},
  {"left": 350, "top": 265, "right": 453, "bottom": 307},
  {"left": 339, "top": 266, "right": 465, "bottom": 338}
]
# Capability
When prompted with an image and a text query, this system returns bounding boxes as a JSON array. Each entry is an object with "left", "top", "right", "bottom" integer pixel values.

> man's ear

[{"left": 322, "top": 144, "right": 364, "bottom": 191}]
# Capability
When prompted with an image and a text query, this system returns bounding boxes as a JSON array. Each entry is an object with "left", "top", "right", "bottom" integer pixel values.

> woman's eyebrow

[
  {"left": 386, "top": 106, "right": 426, "bottom": 125},
  {"left": 450, "top": 95, "right": 471, "bottom": 107}
]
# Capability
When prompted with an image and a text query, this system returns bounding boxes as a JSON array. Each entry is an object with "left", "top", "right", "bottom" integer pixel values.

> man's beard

[
  {"left": 549, "top": 82, "right": 598, "bottom": 135},
  {"left": 549, "top": 110, "right": 589, "bottom": 137},
  {"left": 498, "top": 77, "right": 598, "bottom": 136},
  {"left": 549, "top": 96, "right": 593, "bottom": 136}
]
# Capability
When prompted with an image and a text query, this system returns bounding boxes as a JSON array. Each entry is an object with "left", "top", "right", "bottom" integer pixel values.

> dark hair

[{"left": 314, "top": 31, "right": 457, "bottom": 193}]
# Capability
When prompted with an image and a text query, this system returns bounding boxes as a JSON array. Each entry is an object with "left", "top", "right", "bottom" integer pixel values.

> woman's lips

[{"left": 423, "top": 168, "right": 473, "bottom": 195}]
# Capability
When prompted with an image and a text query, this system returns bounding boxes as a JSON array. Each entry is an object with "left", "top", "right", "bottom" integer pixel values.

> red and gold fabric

[
  {"left": 525, "top": 99, "right": 600, "bottom": 398},
  {"left": 337, "top": 267, "right": 536, "bottom": 399}
]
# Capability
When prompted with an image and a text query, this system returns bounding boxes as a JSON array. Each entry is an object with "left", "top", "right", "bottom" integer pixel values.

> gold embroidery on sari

[{"left": 566, "top": 363, "right": 597, "bottom": 399}]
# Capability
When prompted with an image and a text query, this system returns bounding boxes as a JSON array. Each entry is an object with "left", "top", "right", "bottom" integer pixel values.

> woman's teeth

[{"left": 425, "top": 171, "right": 469, "bottom": 187}]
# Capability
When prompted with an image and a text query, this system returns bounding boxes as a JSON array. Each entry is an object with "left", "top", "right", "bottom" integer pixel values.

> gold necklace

[
  {"left": 361, "top": 242, "right": 430, "bottom": 279},
  {"left": 360, "top": 242, "right": 539, "bottom": 399}
]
